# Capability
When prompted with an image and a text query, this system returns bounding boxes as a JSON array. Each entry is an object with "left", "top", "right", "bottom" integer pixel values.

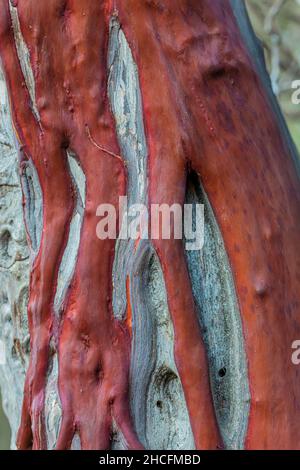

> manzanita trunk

[{"left": 0, "top": 0, "right": 299, "bottom": 450}]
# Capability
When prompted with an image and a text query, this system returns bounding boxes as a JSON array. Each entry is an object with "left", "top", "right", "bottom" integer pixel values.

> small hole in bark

[
  {"left": 210, "top": 67, "right": 227, "bottom": 79},
  {"left": 57, "top": 1, "right": 68, "bottom": 17},
  {"left": 94, "top": 364, "right": 104, "bottom": 382},
  {"left": 61, "top": 138, "right": 69, "bottom": 149},
  {"left": 218, "top": 367, "right": 227, "bottom": 378},
  {"left": 156, "top": 400, "right": 163, "bottom": 409},
  {"left": 205, "top": 64, "right": 239, "bottom": 84}
]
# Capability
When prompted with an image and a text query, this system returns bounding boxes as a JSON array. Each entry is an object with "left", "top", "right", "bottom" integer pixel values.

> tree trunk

[{"left": 0, "top": 0, "right": 299, "bottom": 450}]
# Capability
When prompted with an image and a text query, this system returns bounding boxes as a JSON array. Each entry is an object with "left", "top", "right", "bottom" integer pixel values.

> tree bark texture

[{"left": 0, "top": 0, "right": 299, "bottom": 450}]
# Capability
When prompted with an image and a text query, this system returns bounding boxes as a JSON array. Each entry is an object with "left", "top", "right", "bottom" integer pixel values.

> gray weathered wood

[{"left": 0, "top": 1, "right": 296, "bottom": 449}]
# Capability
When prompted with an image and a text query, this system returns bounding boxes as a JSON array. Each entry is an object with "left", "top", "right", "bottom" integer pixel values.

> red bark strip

[
  {"left": 0, "top": 0, "right": 300, "bottom": 450},
  {"left": 117, "top": 0, "right": 300, "bottom": 450},
  {"left": 0, "top": 0, "right": 140, "bottom": 450}
]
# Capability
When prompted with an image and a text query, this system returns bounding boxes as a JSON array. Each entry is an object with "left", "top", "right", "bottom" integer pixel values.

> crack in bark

[
  {"left": 0, "top": 255, "right": 29, "bottom": 270},
  {"left": 85, "top": 124, "right": 124, "bottom": 164}
]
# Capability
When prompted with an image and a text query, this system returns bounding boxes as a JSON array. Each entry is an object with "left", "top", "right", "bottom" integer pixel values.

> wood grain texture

[
  {"left": 0, "top": 0, "right": 299, "bottom": 450},
  {"left": 116, "top": 0, "right": 300, "bottom": 449}
]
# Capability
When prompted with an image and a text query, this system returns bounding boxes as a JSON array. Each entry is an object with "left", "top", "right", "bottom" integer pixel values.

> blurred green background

[
  {"left": 0, "top": 0, "right": 299, "bottom": 450},
  {"left": 246, "top": 0, "right": 300, "bottom": 148},
  {"left": 0, "top": 391, "right": 10, "bottom": 449}
]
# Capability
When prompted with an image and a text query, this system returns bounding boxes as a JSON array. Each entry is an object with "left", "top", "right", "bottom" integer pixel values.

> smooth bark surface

[{"left": 0, "top": 0, "right": 299, "bottom": 450}]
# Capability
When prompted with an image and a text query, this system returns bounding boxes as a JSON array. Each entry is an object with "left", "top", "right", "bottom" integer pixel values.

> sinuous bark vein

[{"left": 0, "top": 0, "right": 300, "bottom": 451}]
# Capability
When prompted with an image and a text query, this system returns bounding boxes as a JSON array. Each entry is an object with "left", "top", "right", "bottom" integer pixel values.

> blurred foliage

[
  {"left": 247, "top": 0, "right": 300, "bottom": 150},
  {"left": 0, "top": 391, "right": 10, "bottom": 450}
]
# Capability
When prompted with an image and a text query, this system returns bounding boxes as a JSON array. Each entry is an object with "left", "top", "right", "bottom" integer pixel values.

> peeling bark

[{"left": 0, "top": 0, "right": 300, "bottom": 451}]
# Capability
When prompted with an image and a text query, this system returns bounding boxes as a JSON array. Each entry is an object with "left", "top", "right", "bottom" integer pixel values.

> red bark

[
  {"left": 0, "top": 0, "right": 299, "bottom": 450},
  {"left": 0, "top": 0, "right": 140, "bottom": 450},
  {"left": 116, "top": 0, "right": 300, "bottom": 449}
]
